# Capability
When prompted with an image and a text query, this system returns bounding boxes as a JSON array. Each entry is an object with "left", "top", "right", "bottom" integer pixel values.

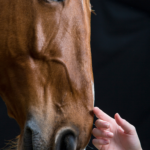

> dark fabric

[
  {"left": 88, "top": 0, "right": 150, "bottom": 149},
  {"left": 114, "top": 0, "right": 150, "bottom": 14}
]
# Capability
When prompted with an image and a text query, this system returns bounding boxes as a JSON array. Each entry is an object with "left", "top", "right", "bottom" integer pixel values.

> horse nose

[
  {"left": 55, "top": 128, "right": 77, "bottom": 150},
  {"left": 23, "top": 120, "right": 77, "bottom": 150}
]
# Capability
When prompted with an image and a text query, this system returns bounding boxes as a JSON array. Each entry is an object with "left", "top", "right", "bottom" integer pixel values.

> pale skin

[{"left": 92, "top": 107, "right": 142, "bottom": 150}]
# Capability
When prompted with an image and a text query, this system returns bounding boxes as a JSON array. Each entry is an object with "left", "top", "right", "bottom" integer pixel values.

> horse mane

[{"left": 0, "top": 136, "right": 19, "bottom": 150}]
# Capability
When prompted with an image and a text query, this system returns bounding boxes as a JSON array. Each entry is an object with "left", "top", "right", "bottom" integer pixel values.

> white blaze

[
  {"left": 81, "top": 0, "right": 84, "bottom": 10},
  {"left": 37, "top": 19, "right": 45, "bottom": 52}
]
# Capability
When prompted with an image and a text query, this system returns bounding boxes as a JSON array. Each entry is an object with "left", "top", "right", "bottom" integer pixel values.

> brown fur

[{"left": 0, "top": 0, "right": 94, "bottom": 149}]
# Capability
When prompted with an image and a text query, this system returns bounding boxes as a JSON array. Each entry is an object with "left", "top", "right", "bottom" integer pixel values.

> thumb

[{"left": 115, "top": 113, "right": 136, "bottom": 135}]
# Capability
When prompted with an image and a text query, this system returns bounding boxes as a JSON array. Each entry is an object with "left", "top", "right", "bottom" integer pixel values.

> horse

[{"left": 0, "top": 0, "right": 94, "bottom": 150}]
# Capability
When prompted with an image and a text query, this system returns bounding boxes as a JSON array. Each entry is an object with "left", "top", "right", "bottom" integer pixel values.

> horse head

[{"left": 0, "top": 0, "right": 94, "bottom": 150}]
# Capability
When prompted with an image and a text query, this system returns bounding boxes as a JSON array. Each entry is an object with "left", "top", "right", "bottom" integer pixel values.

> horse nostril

[
  {"left": 61, "top": 134, "right": 76, "bottom": 150},
  {"left": 24, "top": 127, "right": 33, "bottom": 150},
  {"left": 23, "top": 120, "right": 41, "bottom": 150},
  {"left": 55, "top": 129, "right": 77, "bottom": 150}
]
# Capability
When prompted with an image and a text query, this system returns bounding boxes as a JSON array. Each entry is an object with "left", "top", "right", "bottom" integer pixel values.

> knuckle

[{"left": 92, "top": 128, "right": 95, "bottom": 134}]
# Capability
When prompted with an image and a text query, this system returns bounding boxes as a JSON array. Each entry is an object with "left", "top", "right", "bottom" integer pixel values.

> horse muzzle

[{"left": 23, "top": 120, "right": 78, "bottom": 150}]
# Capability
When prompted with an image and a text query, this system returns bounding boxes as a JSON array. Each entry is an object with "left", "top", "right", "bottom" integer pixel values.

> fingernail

[{"left": 107, "top": 132, "right": 114, "bottom": 137}]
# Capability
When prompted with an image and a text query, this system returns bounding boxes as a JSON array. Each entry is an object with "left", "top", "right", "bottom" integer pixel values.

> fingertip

[
  {"left": 93, "top": 106, "right": 99, "bottom": 110},
  {"left": 114, "top": 113, "right": 117, "bottom": 119},
  {"left": 92, "top": 138, "right": 95, "bottom": 143},
  {"left": 93, "top": 106, "right": 99, "bottom": 109},
  {"left": 93, "top": 107, "right": 113, "bottom": 122},
  {"left": 117, "top": 113, "right": 121, "bottom": 119},
  {"left": 92, "top": 139, "right": 96, "bottom": 146},
  {"left": 115, "top": 114, "right": 135, "bottom": 134},
  {"left": 115, "top": 113, "right": 122, "bottom": 122},
  {"left": 92, "top": 128, "right": 96, "bottom": 134},
  {"left": 93, "top": 107, "right": 100, "bottom": 113},
  {"left": 115, "top": 113, "right": 120, "bottom": 118},
  {"left": 93, "top": 107, "right": 102, "bottom": 118},
  {"left": 115, "top": 113, "right": 124, "bottom": 129}
]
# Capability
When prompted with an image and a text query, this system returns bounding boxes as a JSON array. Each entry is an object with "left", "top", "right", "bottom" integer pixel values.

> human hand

[{"left": 92, "top": 107, "right": 142, "bottom": 150}]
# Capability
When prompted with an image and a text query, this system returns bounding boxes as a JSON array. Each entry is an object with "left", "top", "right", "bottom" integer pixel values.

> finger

[
  {"left": 92, "top": 128, "right": 114, "bottom": 138},
  {"left": 92, "top": 140, "right": 103, "bottom": 150},
  {"left": 92, "top": 138, "right": 110, "bottom": 147},
  {"left": 95, "top": 119, "right": 110, "bottom": 129},
  {"left": 115, "top": 113, "right": 136, "bottom": 135},
  {"left": 93, "top": 107, "right": 113, "bottom": 122}
]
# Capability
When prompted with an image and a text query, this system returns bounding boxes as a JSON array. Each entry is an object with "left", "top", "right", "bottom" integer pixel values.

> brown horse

[{"left": 0, "top": 0, "right": 94, "bottom": 150}]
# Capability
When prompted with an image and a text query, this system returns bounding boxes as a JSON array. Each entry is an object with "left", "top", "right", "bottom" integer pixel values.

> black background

[{"left": 0, "top": 0, "right": 150, "bottom": 149}]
